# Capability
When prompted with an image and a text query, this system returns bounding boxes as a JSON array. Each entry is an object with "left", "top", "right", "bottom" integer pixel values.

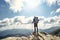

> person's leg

[
  {"left": 37, "top": 27, "right": 38, "bottom": 34},
  {"left": 37, "top": 27, "right": 38, "bottom": 35},
  {"left": 34, "top": 23, "right": 36, "bottom": 33},
  {"left": 33, "top": 27, "right": 36, "bottom": 35},
  {"left": 34, "top": 27, "right": 35, "bottom": 33},
  {"left": 35, "top": 23, "right": 38, "bottom": 34}
]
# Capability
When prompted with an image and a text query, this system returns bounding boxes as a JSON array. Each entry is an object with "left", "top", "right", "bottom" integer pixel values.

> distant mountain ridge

[
  {"left": 41, "top": 26, "right": 60, "bottom": 33},
  {"left": 0, "top": 29, "right": 33, "bottom": 39},
  {"left": 50, "top": 28, "right": 60, "bottom": 36},
  {"left": 0, "top": 26, "right": 60, "bottom": 39}
]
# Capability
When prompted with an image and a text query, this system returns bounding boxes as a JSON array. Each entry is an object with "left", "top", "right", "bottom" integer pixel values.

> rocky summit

[{"left": 1, "top": 32, "right": 60, "bottom": 40}]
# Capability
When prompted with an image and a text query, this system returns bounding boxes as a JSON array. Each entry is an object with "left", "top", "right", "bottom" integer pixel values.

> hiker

[{"left": 33, "top": 16, "right": 39, "bottom": 35}]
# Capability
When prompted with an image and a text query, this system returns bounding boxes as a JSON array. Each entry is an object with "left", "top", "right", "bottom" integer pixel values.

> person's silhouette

[{"left": 33, "top": 17, "right": 39, "bottom": 35}]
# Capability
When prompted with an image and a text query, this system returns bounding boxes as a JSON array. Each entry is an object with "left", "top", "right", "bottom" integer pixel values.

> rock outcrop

[{"left": 1, "top": 32, "right": 60, "bottom": 40}]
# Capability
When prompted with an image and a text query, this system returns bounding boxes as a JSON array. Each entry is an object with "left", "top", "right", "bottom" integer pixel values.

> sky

[{"left": 0, "top": 0, "right": 60, "bottom": 30}]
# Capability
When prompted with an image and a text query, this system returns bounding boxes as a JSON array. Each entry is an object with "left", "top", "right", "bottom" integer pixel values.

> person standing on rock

[{"left": 33, "top": 16, "right": 39, "bottom": 35}]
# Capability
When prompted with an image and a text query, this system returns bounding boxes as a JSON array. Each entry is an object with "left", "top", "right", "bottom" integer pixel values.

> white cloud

[
  {"left": 57, "top": 0, "right": 60, "bottom": 6},
  {"left": 4, "top": 0, "right": 60, "bottom": 14},
  {"left": 0, "top": 16, "right": 60, "bottom": 31},
  {"left": 50, "top": 10, "right": 55, "bottom": 15},
  {"left": 45, "top": 0, "right": 60, "bottom": 7},
  {"left": 56, "top": 8, "right": 60, "bottom": 13},
  {"left": 5, "top": 0, "right": 24, "bottom": 13},
  {"left": 5, "top": 0, "right": 41, "bottom": 13},
  {"left": 50, "top": 8, "right": 60, "bottom": 16},
  {"left": 42, "top": 0, "right": 60, "bottom": 16},
  {"left": 45, "top": 0, "right": 57, "bottom": 7}
]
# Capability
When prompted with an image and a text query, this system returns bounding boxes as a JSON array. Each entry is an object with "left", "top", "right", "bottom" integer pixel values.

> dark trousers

[{"left": 34, "top": 23, "right": 38, "bottom": 34}]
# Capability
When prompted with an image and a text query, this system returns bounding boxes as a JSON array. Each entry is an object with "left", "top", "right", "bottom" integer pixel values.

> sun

[{"left": 24, "top": 0, "right": 40, "bottom": 10}]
